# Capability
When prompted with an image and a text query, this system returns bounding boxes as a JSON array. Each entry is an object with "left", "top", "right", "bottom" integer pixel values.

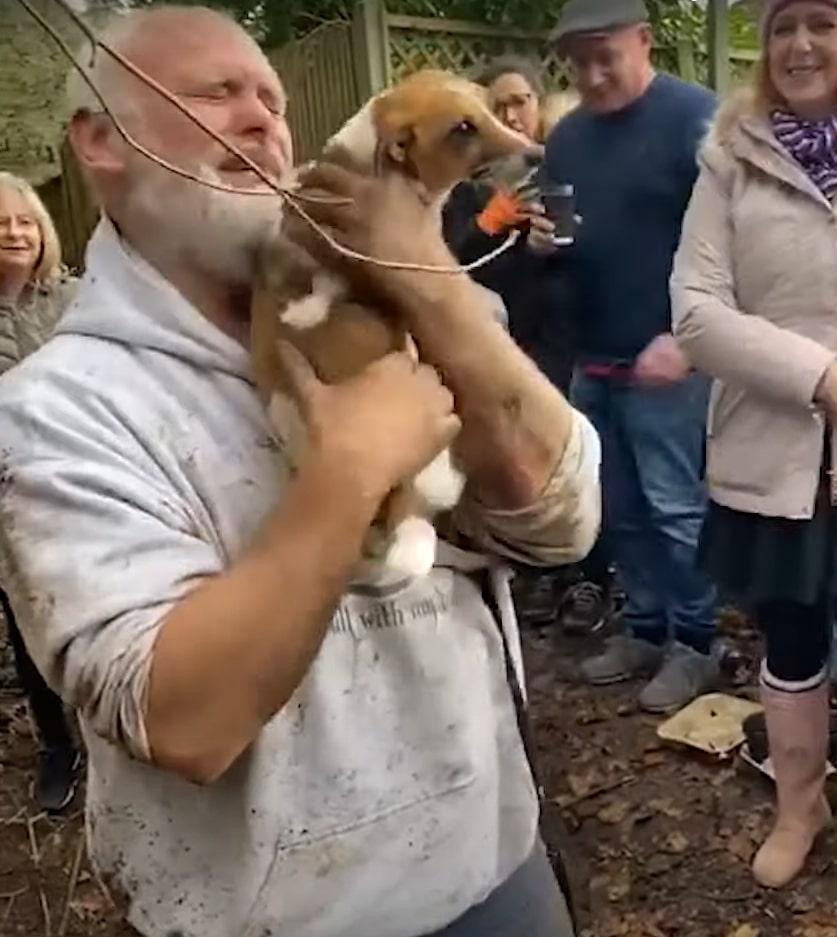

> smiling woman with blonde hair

[
  {"left": 672, "top": 0, "right": 837, "bottom": 891},
  {"left": 0, "top": 172, "right": 63, "bottom": 282},
  {"left": 0, "top": 169, "right": 80, "bottom": 813},
  {"left": 0, "top": 171, "right": 74, "bottom": 364}
]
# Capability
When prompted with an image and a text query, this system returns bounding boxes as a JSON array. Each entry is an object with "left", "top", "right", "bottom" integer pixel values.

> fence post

[
  {"left": 59, "top": 137, "right": 98, "bottom": 272},
  {"left": 707, "top": 0, "right": 730, "bottom": 94},
  {"left": 351, "top": 0, "right": 390, "bottom": 97},
  {"left": 675, "top": 38, "right": 697, "bottom": 84}
]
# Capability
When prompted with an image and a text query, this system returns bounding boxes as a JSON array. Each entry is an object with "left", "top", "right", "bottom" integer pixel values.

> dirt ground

[{"left": 1, "top": 613, "right": 835, "bottom": 937}]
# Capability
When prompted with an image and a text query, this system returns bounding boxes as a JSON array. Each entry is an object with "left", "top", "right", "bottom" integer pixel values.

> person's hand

[
  {"left": 525, "top": 206, "right": 559, "bottom": 256},
  {"left": 277, "top": 341, "right": 462, "bottom": 499},
  {"left": 282, "top": 162, "right": 456, "bottom": 306},
  {"left": 633, "top": 334, "right": 691, "bottom": 387}
]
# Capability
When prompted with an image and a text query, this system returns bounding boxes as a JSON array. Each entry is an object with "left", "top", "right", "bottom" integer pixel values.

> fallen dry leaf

[
  {"left": 793, "top": 925, "right": 837, "bottom": 937},
  {"left": 567, "top": 768, "right": 601, "bottom": 799},
  {"left": 662, "top": 831, "right": 689, "bottom": 854},
  {"left": 726, "top": 925, "right": 760, "bottom": 937},
  {"left": 726, "top": 829, "right": 756, "bottom": 863},
  {"left": 648, "top": 797, "right": 684, "bottom": 820},
  {"left": 597, "top": 799, "right": 631, "bottom": 825},
  {"left": 641, "top": 750, "right": 667, "bottom": 767},
  {"left": 606, "top": 867, "right": 632, "bottom": 902}
]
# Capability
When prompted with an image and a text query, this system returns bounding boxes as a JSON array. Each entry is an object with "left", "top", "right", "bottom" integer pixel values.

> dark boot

[
  {"left": 4, "top": 593, "right": 80, "bottom": 813},
  {"left": 34, "top": 744, "right": 81, "bottom": 813}
]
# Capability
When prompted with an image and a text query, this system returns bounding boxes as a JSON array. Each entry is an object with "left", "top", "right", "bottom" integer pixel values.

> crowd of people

[{"left": 0, "top": 0, "right": 835, "bottom": 934}]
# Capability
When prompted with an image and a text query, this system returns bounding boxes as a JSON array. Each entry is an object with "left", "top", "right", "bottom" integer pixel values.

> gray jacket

[{"left": 0, "top": 277, "right": 77, "bottom": 375}]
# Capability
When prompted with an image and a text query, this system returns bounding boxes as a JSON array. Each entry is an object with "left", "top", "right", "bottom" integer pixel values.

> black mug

[{"left": 541, "top": 184, "right": 577, "bottom": 246}]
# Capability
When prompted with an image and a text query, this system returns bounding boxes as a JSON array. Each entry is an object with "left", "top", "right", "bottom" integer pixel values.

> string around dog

[{"left": 15, "top": 0, "right": 521, "bottom": 275}]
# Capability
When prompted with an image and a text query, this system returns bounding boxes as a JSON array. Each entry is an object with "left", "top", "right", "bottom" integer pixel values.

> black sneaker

[
  {"left": 512, "top": 570, "right": 563, "bottom": 628},
  {"left": 33, "top": 744, "right": 81, "bottom": 814},
  {"left": 559, "top": 580, "right": 613, "bottom": 635}
]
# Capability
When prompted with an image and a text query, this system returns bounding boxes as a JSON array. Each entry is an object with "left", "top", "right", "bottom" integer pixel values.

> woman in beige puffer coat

[
  {"left": 670, "top": 0, "right": 837, "bottom": 892},
  {"left": 0, "top": 170, "right": 80, "bottom": 813}
]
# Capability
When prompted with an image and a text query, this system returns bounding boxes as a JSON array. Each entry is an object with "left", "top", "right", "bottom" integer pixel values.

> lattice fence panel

[
  {"left": 387, "top": 26, "right": 722, "bottom": 90},
  {"left": 388, "top": 27, "right": 573, "bottom": 88}
]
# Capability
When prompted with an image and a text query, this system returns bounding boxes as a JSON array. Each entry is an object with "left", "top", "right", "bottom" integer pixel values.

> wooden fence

[
  {"left": 272, "top": 1, "right": 760, "bottom": 163},
  {"left": 48, "top": 1, "right": 760, "bottom": 269}
]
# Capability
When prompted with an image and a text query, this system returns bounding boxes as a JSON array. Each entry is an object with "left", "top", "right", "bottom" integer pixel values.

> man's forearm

[
  {"left": 398, "top": 273, "right": 575, "bottom": 508},
  {"left": 146, "top": 458, "right": 379, "bottom": 784}
]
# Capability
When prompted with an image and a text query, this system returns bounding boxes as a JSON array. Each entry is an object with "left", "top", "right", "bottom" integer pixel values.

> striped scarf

[{"left": 771, "top": 108, "right": 837, "bottom": 199}]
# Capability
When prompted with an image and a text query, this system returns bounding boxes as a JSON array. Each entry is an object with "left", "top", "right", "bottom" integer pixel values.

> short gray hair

[
  {"left": 65, "top": 9, "right": 140, "bottom": 120},
  {"left": 64, "top": 5, "right": 247, "bottom": 122}
]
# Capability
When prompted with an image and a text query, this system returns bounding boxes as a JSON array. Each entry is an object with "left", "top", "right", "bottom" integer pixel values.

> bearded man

[{"left": 0, "top": 6, "right": 600, "bottom": 937}]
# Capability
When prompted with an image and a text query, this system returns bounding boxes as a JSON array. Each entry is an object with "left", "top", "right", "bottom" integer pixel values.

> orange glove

[{"left": 476, "top": 189, "right": 528, "bottom": 236}]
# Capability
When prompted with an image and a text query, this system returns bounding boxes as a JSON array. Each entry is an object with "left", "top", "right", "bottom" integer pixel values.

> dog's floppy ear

[{"left": 371, "top": 96, "right": 415, "bottom": 172}]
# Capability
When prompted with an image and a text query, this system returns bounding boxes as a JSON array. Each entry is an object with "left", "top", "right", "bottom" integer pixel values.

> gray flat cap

[{"left": 550, "top": 0, "right": 649, "bottom": 46}]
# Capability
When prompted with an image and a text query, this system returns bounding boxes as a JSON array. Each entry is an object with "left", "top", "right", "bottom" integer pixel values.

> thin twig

[
  {"left": 18, "top": 0, "right": 522, "bottom": 275},
  {"left": 26, "top": 815, "right": 52, "bottom": 935},
  {"left": 26, "top": 817, "right": 41, "bottom": 867},
  {"left": 0, "top": 886, "right": 27, "bottom": 900},
  {"left": 1, "top": 888, "right": 24, "bottom": 927},
  {"left": 89, "top": 861, "right": 116, "bottom": 912},
  {"left": 18, "top": 0, "right": 283, "bottom": 197},
  {"left": 39, "top": 884, "right": 53, "bottom": 937},
  {"left": 691, "top": 885, "right": 759, "bottom": 903},
  {"left": 556, "top": 773, "right": 637, "bottom": 809},
  {"left": 0, "top": 806, "right": 26, "bottom": 826},
  {"left": 58, "top": 833, "right": 85, "bottom": 936}
]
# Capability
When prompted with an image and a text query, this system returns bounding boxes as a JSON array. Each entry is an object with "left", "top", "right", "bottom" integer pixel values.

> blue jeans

[
  {"left": 571, "top": 371, "right": 717, "bottom": 652},
  {"left": 425, "top": 840, "right": 574, "bottom": 937}
]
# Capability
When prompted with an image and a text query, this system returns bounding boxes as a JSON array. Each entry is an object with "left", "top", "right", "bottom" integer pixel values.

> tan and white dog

[{"left": 251, "top": 69, "right": 538, "bottom": 581}]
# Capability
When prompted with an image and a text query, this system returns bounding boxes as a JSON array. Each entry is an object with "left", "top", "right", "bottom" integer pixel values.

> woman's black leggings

[
  {"left": 3, "top": 589, "right": 72, "bottom": 747},
  {"left": 755, "top": 595, "right": 833, "bottom": 687}
]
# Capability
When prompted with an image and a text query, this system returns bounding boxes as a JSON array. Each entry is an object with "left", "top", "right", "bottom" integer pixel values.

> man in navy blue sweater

[{"left": 543, "top": 0, "right": 719, "bottom": 713}]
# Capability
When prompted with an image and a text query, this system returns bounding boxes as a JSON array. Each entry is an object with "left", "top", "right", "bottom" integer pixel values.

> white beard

[{"left": 123, "top": 152, "right": 285, "bottom": 286}]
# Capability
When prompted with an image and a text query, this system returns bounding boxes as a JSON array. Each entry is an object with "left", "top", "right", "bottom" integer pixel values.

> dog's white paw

[
  {"left": 413, "top": 448, "right": 465, "bottom": 512},
  {"left": 280, "top": 272, "right": 345, "bottom": 330},
  {"left": 384, "top": 516, "right": 437, "bottom": 578}
]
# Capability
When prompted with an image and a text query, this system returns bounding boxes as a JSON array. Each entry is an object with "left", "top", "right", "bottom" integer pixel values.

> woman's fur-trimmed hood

[
  {"left": 698, "top": 83, "right": 798, "bottom": 186},
  {"left": 697, "top": 80, "right": 832, "bottom": 216},
  {"left": 703, "top": 85, "right": 765, "bottom": 151}
]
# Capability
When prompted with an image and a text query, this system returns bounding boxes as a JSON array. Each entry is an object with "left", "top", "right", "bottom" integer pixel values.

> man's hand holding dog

[
  {"left": 277, "top": 341, "right": 460, "bottom": 502},
  {"left": 286, "top": 161, "right": 576, "bottom": 510},
  {"left": 285, "top": 163, "right": 453, "bottom": 303}
]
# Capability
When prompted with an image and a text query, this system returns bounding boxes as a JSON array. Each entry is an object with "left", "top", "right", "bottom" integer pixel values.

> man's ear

[
  {"left": 637, "top": 23, "right": 654, "bottom": 51},
  {"left": 68, "top": 110, "right": 128, "bottom": 176}
]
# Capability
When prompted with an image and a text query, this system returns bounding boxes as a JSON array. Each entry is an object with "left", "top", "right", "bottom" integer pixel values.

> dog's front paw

[{"left": 384, "top": 516, "right": 437, "bottom": 578}]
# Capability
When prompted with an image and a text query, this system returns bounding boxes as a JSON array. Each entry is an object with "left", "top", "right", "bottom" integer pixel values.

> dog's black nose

[{"left": 523, "top": 151, "right": 543, "bottom": 169}]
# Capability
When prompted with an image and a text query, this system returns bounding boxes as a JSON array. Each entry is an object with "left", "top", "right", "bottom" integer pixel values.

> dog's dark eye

[{"left": 450, "top": 119, "right": 477, "bottom": 136}]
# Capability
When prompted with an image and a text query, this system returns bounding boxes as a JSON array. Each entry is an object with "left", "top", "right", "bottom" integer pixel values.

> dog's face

[{"left": 328, "top": 69, "right": 541, "bottom": 197}]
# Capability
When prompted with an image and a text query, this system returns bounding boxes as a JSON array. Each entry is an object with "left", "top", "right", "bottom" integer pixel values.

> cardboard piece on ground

[{"left": 657, "top": 692, "right": 764, "bottom": 758}]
